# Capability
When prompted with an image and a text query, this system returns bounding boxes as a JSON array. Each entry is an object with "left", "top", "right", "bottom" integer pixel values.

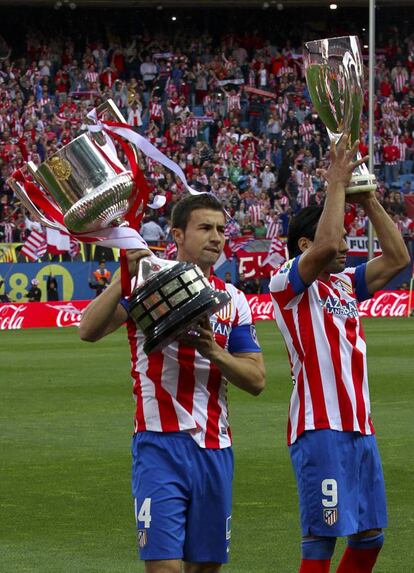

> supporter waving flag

[
  {"left": 20, "top": 229, "right": 47, "bottom": 261},
  {"left": 263, "top": 236, "right": 287, "bottom": 269}
]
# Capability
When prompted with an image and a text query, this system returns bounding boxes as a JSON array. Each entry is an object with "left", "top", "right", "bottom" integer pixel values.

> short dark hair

[
  {"left": 171, "top": 194, "right": 225, "bottom": 231},
  {"left": 287, "top": 205, "right": 323, "bottom": 258}
]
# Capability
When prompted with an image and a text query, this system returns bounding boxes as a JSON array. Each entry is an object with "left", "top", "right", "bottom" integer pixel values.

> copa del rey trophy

[
  {"left": 304, "top": 35, "right": 377, "bottom": 193},
  {"left": 8, "top": 99, "right": 230, "bottom": 353}
]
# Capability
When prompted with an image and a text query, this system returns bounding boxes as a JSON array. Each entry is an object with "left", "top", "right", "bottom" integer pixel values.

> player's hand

[
  {"left": 177, "top": 314, "right": 218, "bottom": 360},
  {"left": 126, "top": 249, "right": 152, "bottom": 278},
  {"left": 346, "top": 190, "right": 377, "bottom": 205},
  {"left": 324, "top": 134, "right": 368, "bottom": 189}
]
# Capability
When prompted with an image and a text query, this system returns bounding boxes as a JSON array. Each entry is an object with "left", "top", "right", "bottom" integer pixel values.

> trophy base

[
  {"left": 129, "top": 262, "right": 231, "bottom": 354},
  {"left": 346, "top": 173, "right": 377, "bottom": 195},
  {"left": 64, "top": 173, "right": 134, "bottom": 233}
]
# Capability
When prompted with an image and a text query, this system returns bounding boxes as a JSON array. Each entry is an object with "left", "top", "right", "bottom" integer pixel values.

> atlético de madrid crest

[
  {"left": 323, "top": 508, "right": 338, "bottom": 526},
  {"left": 137, "top": 529, "right": 147, "bottom": 548}
]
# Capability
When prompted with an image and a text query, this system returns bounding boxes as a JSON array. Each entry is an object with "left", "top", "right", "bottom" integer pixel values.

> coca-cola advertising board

[
  {"left": 246, "top": 291, "right": 411, "bottom": 320},
  {"left": 0, "top": 301, "right": 89, "bottom": 330},
  {"left": 0, "top": 292, "right": 411, "bottom": 330}
]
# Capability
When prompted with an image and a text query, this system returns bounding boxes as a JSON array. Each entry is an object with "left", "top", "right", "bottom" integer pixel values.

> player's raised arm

[
  {"left": 348, "top": 193, "right": 410, "bottom": 294},
  {"left": 79, "top": 249, "right": 151, "bottom": 342},
  {"left": 297, "top": 136, "right": 367, "bottom": 286}
]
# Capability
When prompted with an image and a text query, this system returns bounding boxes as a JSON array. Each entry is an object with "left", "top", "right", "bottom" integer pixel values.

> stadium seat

[
  {"left": 392, "top": 173, "right": 414, "bottom": 189},
  {"left": 192, "top": 105, "right": 204, "bottom": 117}
]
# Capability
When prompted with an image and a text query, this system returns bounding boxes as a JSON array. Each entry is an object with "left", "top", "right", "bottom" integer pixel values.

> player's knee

[
  {"left": 301, "top": 536, "right": 337, "bottom": 560},
  {"left": 184, "top": 563, "right": 221, "bottom": 573},
  {"left": 347, "top": 530, "right": 384, "bottom": 551}
]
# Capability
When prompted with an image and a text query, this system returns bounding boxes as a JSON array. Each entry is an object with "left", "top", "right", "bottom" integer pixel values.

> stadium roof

[{"left": 2, "top": 0, "right": 414, "bottom": 6}]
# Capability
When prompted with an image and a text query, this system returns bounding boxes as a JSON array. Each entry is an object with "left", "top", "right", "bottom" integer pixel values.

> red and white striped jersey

[
  {"left": 392, "top": 70, "right": 408, "bottom": 93},
  {"left": 248, "top": 204, "right": 262, "bottom": 225},
  {"left": 85, "top": 70, "right": 99, "bottom": 84},
  {"left": 149, "top": 101, "right": 163, "bottom": 120},
  {"left": 297, "top": 187, "right": 310, "bottom": 208},
  {"left": 397, "top": 141, "right": 407, "bottom": 161},
  {"left": 299, "top": 122, "right": 314, "bottom": 142},
  {"left": 270, "top": 257, "right": 374, "bottom": 446},
  {"left": 265, "top": 217, "right": 280, "bottom": 239},
  {"left": 186, "top": 117, "right": 198, "bottom": 138},
  {"left": 126, "top": 276, "right": 258, "bottom": 449},
  {"left": 227, "top": 94, "right": 241, "bottom": 113}
]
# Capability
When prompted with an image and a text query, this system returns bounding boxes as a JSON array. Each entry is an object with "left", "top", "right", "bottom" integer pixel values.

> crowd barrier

[{"left": 0, "top": 291, "right": 411, "bottom": 330}]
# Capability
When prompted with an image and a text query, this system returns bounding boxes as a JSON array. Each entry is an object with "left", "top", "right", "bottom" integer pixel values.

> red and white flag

[
  {"left": 21, "top": 229, "right": 47, "bottom": 261},
  {"left": 69, "top": 236, "right": 80, "bottom": 258},
  {"left": 266, "top": 219, "right": 281, "bottom": 239},
  {"left": 228, "top": 237, "right": 254, "bottom": 255},
  {"left": 46, "top": 228, "right": 70, "bottom": 255},
  {"left": 163, "top": 242, "right": 177, "bottom": 260},
  {"left": 263, "top": 237, "right": 287, "bottom": 268}
]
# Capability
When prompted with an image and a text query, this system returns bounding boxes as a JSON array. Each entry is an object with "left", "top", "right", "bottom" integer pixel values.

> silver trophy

[
  {"left": 304, "top": 36, "right": 376, "bottom": 193},
  {"left": 8, "top": 99, "right": 230, "bottom": 353},
  {"left": 129, "top": 257, "right": 231, "bottom": 354},
  {"left": 8, "top": 99, "right": 136, "bottom": 233}
]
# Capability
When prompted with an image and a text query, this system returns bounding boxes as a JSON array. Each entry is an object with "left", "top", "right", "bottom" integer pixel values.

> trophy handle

[
  {"left": 7, "top": 170, "right": 63, "bottom": 231},
  {"left": 94, "top": 98, "right": 140, "bottom": 164},
  {"left": 95, "top": 98, "right": 127, "bottom": 123}
]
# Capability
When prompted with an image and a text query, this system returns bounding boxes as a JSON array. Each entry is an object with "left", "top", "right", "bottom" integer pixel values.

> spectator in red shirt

[{"left": 382, "top": 136, "right": 400, "bottom": 187}]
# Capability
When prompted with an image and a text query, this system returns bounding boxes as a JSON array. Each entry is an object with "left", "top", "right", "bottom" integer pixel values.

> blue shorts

[
  {"left": 290, "top": 430, "right": 388, "bottom": 537},
  {"left": 131, "top": 431, "right": 234, "bottom": 563}
]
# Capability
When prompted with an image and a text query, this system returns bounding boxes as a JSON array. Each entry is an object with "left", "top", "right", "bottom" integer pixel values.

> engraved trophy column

[{"left": 304, "top": 35, "right": 377, "bottom": 193}]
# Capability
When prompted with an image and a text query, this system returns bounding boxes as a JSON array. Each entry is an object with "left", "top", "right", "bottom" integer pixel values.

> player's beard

[{"left": 327, "top": 254, "right": 347, "bottom": 274}]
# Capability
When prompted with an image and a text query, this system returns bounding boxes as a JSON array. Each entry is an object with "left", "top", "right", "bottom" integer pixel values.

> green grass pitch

[{"left": 1, "top": 319, "right": 413, "bottom": 572}]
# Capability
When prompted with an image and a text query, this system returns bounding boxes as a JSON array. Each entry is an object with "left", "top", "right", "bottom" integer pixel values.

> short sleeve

[
  {"left": 355, "top": 264, "right": 372, "bottom": 302},
  {"left": 119, "top": 297, "right": 130, "bottom": 314},
  {"left": 269, "top": 257, "right": 307, "bottom": 308},
  {"left": 226, "top": 284, "right": 261, "bottom": 354},
  {"left": 228, "top": 324, "right": 261, "bottom": 353}
]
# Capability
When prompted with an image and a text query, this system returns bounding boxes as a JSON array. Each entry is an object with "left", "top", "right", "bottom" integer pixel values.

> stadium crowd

[{"left": 0, "top": 9, "right": 414, "bottom": 255}]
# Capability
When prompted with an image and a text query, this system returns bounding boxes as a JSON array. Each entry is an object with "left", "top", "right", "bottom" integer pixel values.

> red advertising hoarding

[{"left": 0, "top": 291, "right": 411, "bottom": 330}]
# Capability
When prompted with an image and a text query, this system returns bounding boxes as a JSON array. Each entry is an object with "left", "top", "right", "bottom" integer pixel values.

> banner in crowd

[
  {"left": 0, "top": 262, "right": 120, "bottom": 302},
  {"left": 244, "top": 86, "right": 277, "bottom": 99},
  {"left": 0, "top": 291, "right": 411, "bottom": 330},
  {"left": 346, "top": 236, "right": 382, "bottom": 256},
  {"left": 217, "top": 78, "right": 244, "bottom": 86},
  {"left": 236, "top": 249, "right": 274, "bottom": 278}
]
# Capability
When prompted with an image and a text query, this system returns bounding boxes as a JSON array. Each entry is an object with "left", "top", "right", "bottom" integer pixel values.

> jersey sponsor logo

[
  {"left": 319, "top": 295, "right": 359, "bottom": 318},
  {"left": 323, "top": 508, "right": 338, "bottom": 526},
  {"left": 137, "top": 529, "right": 147, "bottom": 548},
  {"left": 212, "top": 321, "right": 231, "bottom": 337}
]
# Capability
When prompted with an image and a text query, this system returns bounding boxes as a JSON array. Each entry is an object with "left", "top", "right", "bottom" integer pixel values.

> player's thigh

[
  {"left": 132, "top": 432, "right": 191, "bottom": 560},
  {"left": 357, "top": 434, "right": 388, "bottom": 532},
  {"left": 183, "top": 446, "right": 233, "bottom": 564},
  {"left": 290, "top": 429, "right": 358, "bottom": 537},
  {"left": 145, "top": 559, "right": 182, "bottom": 573}
]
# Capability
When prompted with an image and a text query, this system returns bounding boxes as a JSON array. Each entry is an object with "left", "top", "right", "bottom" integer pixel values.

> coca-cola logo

[
  {"left": 247, "top": 295, "right": 275, "bottom": 321},
  {"left": 0, "top": 304, "right": 26, "bottom": 330},
  {"left": 358, "top": 292, "right": 409, "bottom": 318},
  {"left": 46, "top": 303, "right": 83, "bottom": 327}
]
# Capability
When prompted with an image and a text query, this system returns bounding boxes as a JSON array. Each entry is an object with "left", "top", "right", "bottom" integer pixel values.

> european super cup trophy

[
  {"left": 304, "top": 35, "right": 377, "bottom": 193},
  {"left": 8, "top": 99, "right": 230, "bottom": 353}
]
